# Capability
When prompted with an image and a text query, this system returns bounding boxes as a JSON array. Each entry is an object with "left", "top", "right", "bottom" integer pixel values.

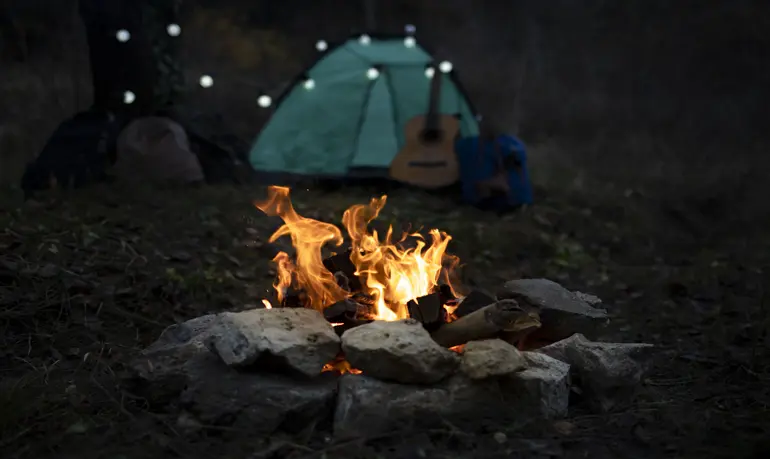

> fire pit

[{"left": 132, "top": 186, "right": 654, "bottom": 439}]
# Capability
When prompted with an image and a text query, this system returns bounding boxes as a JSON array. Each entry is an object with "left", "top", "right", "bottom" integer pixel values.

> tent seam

[{"left": 346, "top": 78, "right": 378, "bottom": 171}]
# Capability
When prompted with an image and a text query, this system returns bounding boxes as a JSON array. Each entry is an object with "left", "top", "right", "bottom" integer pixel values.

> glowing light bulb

[
  {"left": 116, "top": 29, "right": 130, "bottom": 42},
  {"left": 359, "top": 34, "right": 371, "bottom": 45},
  {"left": 167, "top": 23, "right": 181, "bottom": 37},
  {"left": 366, "top": 67, "right": 380, "bottom": 80},
  {"left": 303, "top": 79, "right": 315, "bottom": 90},
  {"left": 439, "top": 61, "right": 453, "bottom": 73},
  {"left": 199, "top": 75, "right": 214, "bottom": 88},
  {"left": 404, "top": 36, "right": 416, "bottom": 48},
  {"left": 425, "top": 67, "right": 435, "bottom": 79},
  {"left": 405, "top": 24, "right": 416, "bottom": 35},
  {"left": 315, "top": 40, "right": 328, "bottom": 51},
  {"left": 123, "top": 91, "right": 136, "bottom": 104},
  {"left": 258, "top": 95, "right": 272, "bottom": 108}
]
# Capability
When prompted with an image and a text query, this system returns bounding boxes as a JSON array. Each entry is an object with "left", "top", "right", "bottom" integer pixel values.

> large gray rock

[
  {"left": 334, "top": 352, "right": 571, "bottom": 440},
  {"left": 180, "top": 353, "right": 338, "bottom": 433},
  {"left": 333, "top": 374, "right": 474, "bottom": 439},
  {"left": 516, "top": 352, "right": 571, "bottom": 419},
  {"left": 132, "top": 317, "right": 338, "bottom": 434},
  {"left": 498, "top": 278, "right": 609, "bottom": 341},
  {"left": 208, "top": 308, "right": 341, "bottom": 377},
  {"left": 536, "top": 334, "right": 654, "bottom": 412},
  {"left": 341, "top": 319, "right": 460, "bottom": 384},
  {"left": 460, "top": 339, "right": 528, "bottom": 380},
  {"left": 131, "top": 313, "right": 224, "bottom": 403},
  {"left": 143, "top": 313, "right": 223, "bottom": 355}
]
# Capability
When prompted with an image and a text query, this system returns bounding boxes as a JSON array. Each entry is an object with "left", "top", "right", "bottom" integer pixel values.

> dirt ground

[{"left": 1, "top": 182, "right": 768, "bottom": 459}]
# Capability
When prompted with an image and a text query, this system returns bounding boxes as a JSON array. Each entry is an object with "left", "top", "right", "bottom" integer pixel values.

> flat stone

[
  {"left": 498, "top": 278, "right": 609, "bottom": 341},
  {"left": 341, "top": 319, "right": 460, "bottom": 384},
  {"left": 460, "top": 339, "right": 528, "bottom": 380},
  {"left": 536, "top": 333, "right": 654, "bottom": 412},
  {"left": 208, "top": 308, "right": 340, "bottom": 377}
]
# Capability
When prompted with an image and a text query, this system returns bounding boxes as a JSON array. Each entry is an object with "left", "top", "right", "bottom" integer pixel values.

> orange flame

[
  {"left": 256, "top": 186, "right": 347, "bottom": 311},
  {"left": 322, "top": 358, "right": 363, "bottom": 375},
  {"left": 255, "top": 186, "right": 460, "bottom": 320}
]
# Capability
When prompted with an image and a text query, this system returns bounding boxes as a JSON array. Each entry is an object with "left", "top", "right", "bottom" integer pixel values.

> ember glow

[{"left": 255, "top": 186, "right": 460, "bottom": 321}]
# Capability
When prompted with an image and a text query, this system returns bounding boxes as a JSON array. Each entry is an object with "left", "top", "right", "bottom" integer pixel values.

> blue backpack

[{"left": 455, "top": 134, "right": 533, "bottom": 210}]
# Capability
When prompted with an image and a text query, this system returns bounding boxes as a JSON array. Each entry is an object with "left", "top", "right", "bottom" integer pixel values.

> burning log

[
  {"left": 323, "top": 298, "right": 372, "bottom": 336},
  {"left": 430, "top": 300, "right": 541, "bottom": 348},
  {"left": 323, "top": 250, "right": 361, "bottom": 292},
  {"left": 406, "top": 292, "right": 447, "bottom": 331},
  {"left": 453, "top": 289, "right": 497, "bottom": 318},
  {"left": 281, "top": 286, "right": 307, "bottom": 308},
  {"left": 436, "top": 283, "right": 456, "bottom": 305},
  {"left": 334, "top": 271, "right": 353, "bottom": 294},
  {"left": 351, "top": 291, "right": 375, "bottom": 307}
]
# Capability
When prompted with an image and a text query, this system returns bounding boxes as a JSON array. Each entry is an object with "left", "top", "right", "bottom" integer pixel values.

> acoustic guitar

[{"left": 389, "top": 67, "right": 461, "bottom": 189}]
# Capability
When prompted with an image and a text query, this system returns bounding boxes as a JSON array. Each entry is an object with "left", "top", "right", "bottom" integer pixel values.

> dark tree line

[{"left": 77, "top": 0, "right": 184, "bottom": 117}]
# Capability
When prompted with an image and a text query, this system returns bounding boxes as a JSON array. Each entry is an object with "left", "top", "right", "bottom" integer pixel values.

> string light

[
  {"left": 167, "top": 23, "right": 181, "bottom": 37},
  {"left": 424, "top": 67, "right": 435, "bottom": 79},
  {"left": 405, "top": 24, "right": 416, "bottom": 35},
  {"left": 257, "top": 95, "right": 272, "bottom": 108},
  {"left": 303, "top": 78, "right": 315, "bottom": 90},
  {"left": 404, "top": 36, "right": 416, "bottom": 48},
  {"left": 199, "top": 75, "right": 214, "bottom": 88},
  {"left": 123, "top": 91, "right": 136, "bottom": 104},
  {"left": 439, "top": 61, "right": 453, "bottom": 73},
  {"left": 359, "top": 34, "right": 371, "bottom": 45},
  {"left": 366, "top": 67, "right": 380, "bottom": 80},
  {"left": 315, "top": 40, "right": 328, "bottom": 51},
  {"left": 116, "top": 29, "right": 130, "bottom": 42}
]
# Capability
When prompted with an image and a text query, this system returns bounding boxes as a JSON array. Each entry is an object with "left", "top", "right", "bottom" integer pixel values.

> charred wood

[
  {"left": 334, "top": 271, "right": 351, "bottom": 292},
  {"left": 454, "top": 289, "right": 497, "bottom": 318},
  {"left": 436, "top": 283, "right": 457, "bottom": 305},
  {"left": 324, "top": 298, "right": 372, "bottom": 336},
  {"left": 406, "top": 292, "right": 447, "bottom": 331},
  {"left": 281, "top": 287, "right": 307, "bottom": 308},
  {"left": 430, "top": 300, "right": 541, "bottom": 348},
  {"left": 323, "top": 250, "right": 361, "bottom": 292}
]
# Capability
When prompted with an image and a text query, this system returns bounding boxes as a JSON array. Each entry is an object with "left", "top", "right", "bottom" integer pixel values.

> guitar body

[
  {"left": 390, "top": 114, "right": 461, "bottom": 188},
  {"left": 389, "top": 68, "right": 462, "bottom": 189}
]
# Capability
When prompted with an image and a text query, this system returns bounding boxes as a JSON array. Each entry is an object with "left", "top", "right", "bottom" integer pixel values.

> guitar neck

[{"left": 424, "top": 70, "right": 442, "bottom": 131}]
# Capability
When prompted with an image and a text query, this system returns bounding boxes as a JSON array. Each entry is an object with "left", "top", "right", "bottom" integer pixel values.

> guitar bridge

[{"left": 408, "top": 160, "right": 448, "bottom": 168}]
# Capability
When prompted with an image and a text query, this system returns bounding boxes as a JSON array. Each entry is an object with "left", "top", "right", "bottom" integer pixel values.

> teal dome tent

[{"left": 248, "top": 34, "right": 480, "bottom": 179}]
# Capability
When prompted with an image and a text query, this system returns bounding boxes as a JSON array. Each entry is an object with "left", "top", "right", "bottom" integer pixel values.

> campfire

[
  {"left": 254, "top": 186, "right": 541, "bottom": 354},
  {"left": 256, "top": 185, "right": 460, "bottom": 323},
  {"left": 132, "top": 186, "right": 654, "bottom": 441}
]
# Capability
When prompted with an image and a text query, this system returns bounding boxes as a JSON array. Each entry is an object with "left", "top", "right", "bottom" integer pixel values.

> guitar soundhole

[
  {"left": 420, "top": 128, "right": 442, "bottom": 143},
  {"left": 408, "top": 160, "right": 448, "bottom": 168}
]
